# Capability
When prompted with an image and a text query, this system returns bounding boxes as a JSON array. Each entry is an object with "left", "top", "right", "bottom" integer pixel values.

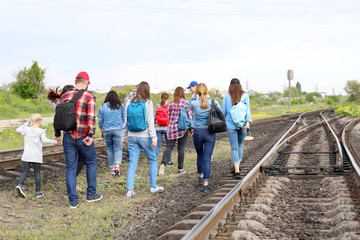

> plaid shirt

[
  {"left": 167, "top": 98, "right": 193, "bottom": 140},
  {"left": 55, "top": 89, "right": 96, "bottom": 139}
]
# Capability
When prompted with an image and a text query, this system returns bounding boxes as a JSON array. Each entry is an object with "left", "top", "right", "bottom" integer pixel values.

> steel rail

[
  {"left": 320, "top": 112, "right": 343, "bottom": 170},
  {"left": 181, "top": 111, "right": 308, "bottom": 240},
  {"left": 182, "top": 109, "right": 336, "bottom": 240},
  {"left": 342, "top": 117, "right": 360, "bottom": 185}
]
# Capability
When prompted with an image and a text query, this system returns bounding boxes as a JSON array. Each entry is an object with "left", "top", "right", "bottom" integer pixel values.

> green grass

[{"left": 0, "top": 138, "right": 232, "bottom": 239}]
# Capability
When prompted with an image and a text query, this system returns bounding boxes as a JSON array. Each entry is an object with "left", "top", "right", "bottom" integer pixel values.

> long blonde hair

[
  {"left": 196, "top": 83, "right": 208, "bottom": 109},
  {"left": 30, "top": 113, "right": 42, "bottom": 127}
]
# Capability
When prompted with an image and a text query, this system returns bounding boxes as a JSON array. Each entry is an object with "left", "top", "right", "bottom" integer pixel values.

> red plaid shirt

[
  {"left": 55, "top": 89, "right": 96, "bottom": 139},
  {"left": 167, "top": 98, "right": 193, "bottom": 140}
]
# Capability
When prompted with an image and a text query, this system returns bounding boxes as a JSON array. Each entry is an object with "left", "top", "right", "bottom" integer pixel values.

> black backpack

[
  {"left": 54, "top": 90, "right": 85, "bottom": 131},
  {"left": 208, "top": 100, "right": 227, "bottom": 133}
]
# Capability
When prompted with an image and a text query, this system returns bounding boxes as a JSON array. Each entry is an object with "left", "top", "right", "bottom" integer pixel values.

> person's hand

[
  {"left": 189, "top": 129, "right": 194, "bottom": 137},
  {"left": 55, "top": 137, "right": 61, "bottom": 145},
  {"left": 243, "top": 122, "right": 250, "bottom": 130},
  {"left": 121, "top": 142, "right": 127, "bottom": 147},
  {"left": 151, "top": 141, "right": 157, "bottom": 148},
  {"left": 83, "top": 136, "right": 94, "bottom": 146}
]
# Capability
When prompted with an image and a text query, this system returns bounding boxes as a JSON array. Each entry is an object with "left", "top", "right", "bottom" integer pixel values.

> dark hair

[
  {"left": 160, "top": 93, "right": 169, "bottom": 107},
  {"left": 104, "top": 90, "right": 122, "bottom": 110},
  {"left": 228, "top": 82, "right": 244, "bottom": 105},
  {"left": 132, "top": 81, "right": 150, "bottom": 102},
  {"left": 61, "top": 85, "right": 75, "bottom": 96},
  {"left": 173, "top": 87, "right": 186, "bottom": 104},
  {"left": 47, "top": 87, "right": 60, "bottom": 102},
  {"left": 47, "top": 85, "right": 75, "bottom": 102}
]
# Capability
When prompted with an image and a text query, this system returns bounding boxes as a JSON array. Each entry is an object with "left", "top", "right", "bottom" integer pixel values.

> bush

[{"left": 11, "top": 61, "right": 46, "bottom": 99}]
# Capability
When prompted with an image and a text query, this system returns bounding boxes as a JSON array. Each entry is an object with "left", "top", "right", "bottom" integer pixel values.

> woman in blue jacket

[
  {"left": 222, "top": 78, "right": 252, "bottom": 179},
  {"left": 98, "top": 90, "right": 125, "bottom": 176},
  {"left": 190, "top": 83, "right": 221, "bottom": 193}
]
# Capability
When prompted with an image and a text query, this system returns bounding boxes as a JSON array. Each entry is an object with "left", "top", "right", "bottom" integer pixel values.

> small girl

[
  {"left": 15, "top": 113, "right": 58, "bottom": 198},
  {"left": 154, "top": 92, "right": 173, "bottom": 165}
]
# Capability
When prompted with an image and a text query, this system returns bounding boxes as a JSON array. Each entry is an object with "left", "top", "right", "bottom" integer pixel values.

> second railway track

[{"left": 158, "top": 110, "right": 360, "bottom": 240}]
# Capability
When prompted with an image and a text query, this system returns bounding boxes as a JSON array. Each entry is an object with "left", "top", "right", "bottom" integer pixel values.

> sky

[{"left": 0, "top": 0, "right": 359, "bottom": 95}]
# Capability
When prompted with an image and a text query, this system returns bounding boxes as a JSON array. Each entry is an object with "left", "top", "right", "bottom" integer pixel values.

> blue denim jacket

[
  {"left": 97, "top": 102, "right": 125, "bottom": 131},
  {"left": 222, "top": 92, "right": 252, "bottom": 130},
  {"left": 189, "top": 96, "right": 221, "bottom": 129}
]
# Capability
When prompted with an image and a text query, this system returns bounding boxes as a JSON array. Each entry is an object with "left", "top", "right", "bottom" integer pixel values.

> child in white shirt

[{"left": 15, "top": 113, "right": 58, "bottom": 198}]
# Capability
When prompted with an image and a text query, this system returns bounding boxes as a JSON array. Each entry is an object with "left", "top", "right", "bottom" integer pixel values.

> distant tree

[
  {"left": 344, "top": 80, "right": 360, "bottom": 102},
  {"left": 11, "top": 61, "right": 46, "bottom": 98},
  {"left": 305, "top": 92, "right": 321, "bottom": 102},
  {"left": 268, "top": 91, "right": 282, "bottom": 101},
  {"left": 295, "top": 82, "right": 302, "bottom": 95},
  {"left": 283, "top": 87, "right": 300, "bottom": 98}
]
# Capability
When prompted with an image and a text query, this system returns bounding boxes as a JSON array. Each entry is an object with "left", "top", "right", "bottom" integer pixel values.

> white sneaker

[
  {"left": 158, "top": 164, "right": 165, "bottom": 176},
  {"left": 16, "top": 185, "right": 26, "bottom": 198},
  {"left": 150, "top": 185, "right": 164, "bottom": 194}
]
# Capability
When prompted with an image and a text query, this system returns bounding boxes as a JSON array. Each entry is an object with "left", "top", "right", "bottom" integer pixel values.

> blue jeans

[
  {"left": 63, "top": 133, "right": 97, "bottom": 205},
  {"left": 226, "top": 128, "right": 247, "bottom": 164},
  {"left": 155, "top": 130, "right": 171, "bottom": 162},
  {"left": 103, "top": 129, "right": 123, "bottom": 168},
  {"left": 193, "top": 128, "right": 216, "bottom": 182},
  {"left": 127, "top": 137, "right": 158, "bottom": 191}
]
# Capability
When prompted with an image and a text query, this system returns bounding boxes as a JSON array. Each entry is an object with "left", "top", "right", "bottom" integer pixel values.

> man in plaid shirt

[{"left": 55, "top": 71, "right": 102, "bottom": 208}]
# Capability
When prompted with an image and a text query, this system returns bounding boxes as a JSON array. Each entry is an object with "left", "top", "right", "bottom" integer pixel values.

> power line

[{"left": 1, "top": 0, "right": 360, "bottom": 16}]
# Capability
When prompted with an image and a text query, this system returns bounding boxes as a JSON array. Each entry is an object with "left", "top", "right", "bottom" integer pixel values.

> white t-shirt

[{"left": 16, "top": 122, "right": 57, "bottom": 163}]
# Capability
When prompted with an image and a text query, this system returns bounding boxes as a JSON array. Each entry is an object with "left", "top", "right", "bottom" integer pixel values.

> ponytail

[
  {"left": 160, "top": 92, "right": 169, "bottom": 107},
  {"left": 196, "top": 83, "right": 208, "bottom": 109}
]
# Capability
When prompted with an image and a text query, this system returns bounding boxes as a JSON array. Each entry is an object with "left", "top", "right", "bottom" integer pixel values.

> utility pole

[{"left": 287, "top": 70, "right": 294, "bottom": 111}]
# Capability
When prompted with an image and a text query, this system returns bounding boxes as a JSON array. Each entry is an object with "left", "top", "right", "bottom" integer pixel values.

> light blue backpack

[
  {"left": 127, "top": 98, "right": 147, "bottom": 132},
  {"left": 230, "top": 94, "right": 247, "bottom": 128}
]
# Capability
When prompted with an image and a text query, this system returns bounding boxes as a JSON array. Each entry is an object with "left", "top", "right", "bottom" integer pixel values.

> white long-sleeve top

[{"left": 16, "top": 122, "right": 57, "bottom": 163}]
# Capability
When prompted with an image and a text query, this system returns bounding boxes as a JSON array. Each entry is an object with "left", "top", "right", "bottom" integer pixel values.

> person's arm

[
  {"left": 87, "top": 94, "right": 97, "bottom": 138},
  {"left": 16, "top": 122, "right": 29, "bottom": 135},
  {"left": 147, "top": 100, "right": 157, "bottom": 147},
  {"left": 121, "top": 102, "right": 129, "bottom": 145},
  {"left": 97, "top": 105, "right": 103, "bottom": 130},
  {"left": 121, "top": 103, "right": 125, "bottom": 123},
  {"left": 40, "top": 130, "right": 58, "bottom": 144},
  {"left": 222, "top": 95, "right": 228, "bottom": 117},
  {"left": 244, "top": 93, "right": 252, "bottom": 124}
]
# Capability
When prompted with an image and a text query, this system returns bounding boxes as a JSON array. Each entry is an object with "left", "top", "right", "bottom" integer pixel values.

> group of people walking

[{"left": 14, "top": 71, "right": 252, "bottom": 208}]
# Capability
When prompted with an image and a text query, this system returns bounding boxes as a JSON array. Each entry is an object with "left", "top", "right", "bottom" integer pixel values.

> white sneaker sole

[{"left": 16, "top": 186, "right": 25, "bottom": 198}]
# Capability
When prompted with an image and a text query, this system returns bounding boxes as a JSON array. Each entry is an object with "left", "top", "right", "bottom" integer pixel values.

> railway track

[
  {"left": 157, "top": 110, "right": 360, "bottom": 240},
  {"left": 0, "top": 112, "right": 304, "bottom": 179}
]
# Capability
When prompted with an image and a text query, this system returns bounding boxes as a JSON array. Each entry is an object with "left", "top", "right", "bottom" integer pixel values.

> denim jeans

[
  {"left": 18, "top": 162, "right": 41, "bottom": 192},
  {"left": 63, "top": 133, "right": 97, "bottom": 205},
  {"left": 226, "top": 128, "right": 247, "bottom": 164},
  {"left": 127, "top": 136, "right": 158, "bottom": 191},
  {"left": 155, "top": 130, "right": 171, "bottom": 162},
  {"left": 103, "top": 129, "right": 123, "bottom": 168},
  {"left": 193, "top": 128, "right": 216, "bottom": 182},
  {"left": 161, "top": 131, "right": 188, "bottom": 169}
]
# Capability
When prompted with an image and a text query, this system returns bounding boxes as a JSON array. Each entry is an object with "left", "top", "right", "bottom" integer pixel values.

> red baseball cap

[{"left": 75, "top": 71, "right": 90, "bottom": 84}]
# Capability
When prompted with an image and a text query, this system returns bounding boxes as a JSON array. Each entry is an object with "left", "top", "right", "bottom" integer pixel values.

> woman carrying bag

[
  {"left": 222, "top": 78, "right": 252, "bottom": 179},
  {"left": 189, "top": 83, "right": 221, "bottom": 193}
]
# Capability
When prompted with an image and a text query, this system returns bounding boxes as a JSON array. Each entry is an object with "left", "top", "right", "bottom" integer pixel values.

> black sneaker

[
  {"left": 167, "top": 161, "right": 174, "bottom": 166},
  {"left": 232, "top": 172, "right": 241, "bottom": 179},
  {"left": 16, "top": 185, "right": 26, "bottom": 198},
  {"left": 36, "top": 191, "right": 44, "bottom": 198},
  {"left": 231, "top": 167, "right": 235, "bottom": 174},
  {"left": 198, "top": 177, "right": 204, "bottom": 185},
  {"left": 203, "top": 185, "right": 212, "bottom": 193},
  {"left": 87, "top": 193, "right": 103, "bottom": 202}
]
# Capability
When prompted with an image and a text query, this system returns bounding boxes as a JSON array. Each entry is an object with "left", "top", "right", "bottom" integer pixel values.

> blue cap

[{"left": 187, "top": 81, "right": 198, "bottom": 89}]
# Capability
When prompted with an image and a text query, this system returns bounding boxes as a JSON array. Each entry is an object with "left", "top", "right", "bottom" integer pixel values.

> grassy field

[{"left": 0, "top": 137, "right": 232, "bottom": 239}]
